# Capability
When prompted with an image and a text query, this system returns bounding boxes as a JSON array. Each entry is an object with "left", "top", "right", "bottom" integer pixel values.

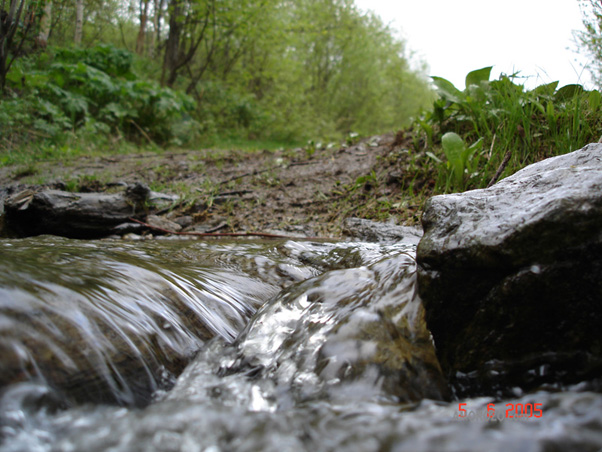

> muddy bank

[{"left": 0, "top": 134, "right": 430, "bottom": 238}]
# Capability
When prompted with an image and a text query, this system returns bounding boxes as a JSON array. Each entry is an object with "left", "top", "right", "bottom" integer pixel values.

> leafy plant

[
  {"left": 1, "top": 45, "right": 196, "bottom": 149},
  {"left": 441, "top": 132, "right": 483, "bottom": 191},
  {"left": 414, "top": 66, "right": 602, "bottom": 194}
]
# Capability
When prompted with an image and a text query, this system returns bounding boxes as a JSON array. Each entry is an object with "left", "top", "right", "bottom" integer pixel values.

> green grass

[
  {"left": 410, "top": 67, "right": 602, "bottom": 194},
  {"left": 0, "top": 136, "right": 160, "bottom": 168}
]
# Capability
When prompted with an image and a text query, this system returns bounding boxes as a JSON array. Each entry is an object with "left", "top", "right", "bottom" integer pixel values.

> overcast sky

[{"left": 354, "top": 0, "right": 592, "bottom": 90}]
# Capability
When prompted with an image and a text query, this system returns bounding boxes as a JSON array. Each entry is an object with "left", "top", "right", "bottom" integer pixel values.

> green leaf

[
  {"left": 426, "top": 151, "right": 442, "bottom": 163},
  {"left": 465, "top": 66, "right": 492, "bottom": 87},
  {"left": 442, "top": 132, "right": 467, "bottom": 186},
  {"left": 555, "top": 84, "right": 584, "bottom": 102},
  {"left": 532, "top": 81, "right": 558, "bottom": 97},
  {"left": 441, "top": 132, "right": 465, "bottom": 165},
  {"left": 546, "top": 102, "right": 556, "bottom": 121},
  {"left": 588, "top": 90, "right": 601, "bottom": 111},
  {"left": 463, "top": 138, "right": 483, "bottom": 171},
  {"left": 531, "top": 100, "right": 546, "bottom": 115},
  {"left": 432, "top": 76, "right": 462, "bottom": 103}
]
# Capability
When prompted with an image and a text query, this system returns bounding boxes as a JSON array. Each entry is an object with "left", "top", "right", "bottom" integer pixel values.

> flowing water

[{"left": 0, "top": 236, "right": 601, "bottom": 451}]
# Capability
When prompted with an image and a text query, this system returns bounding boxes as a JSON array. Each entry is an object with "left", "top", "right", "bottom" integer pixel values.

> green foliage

[
  {"left": 1, "top": 45, "right": 196, "bottom": 150},
  {"left": 441, "top": 132, "right": 482, "bottom": 191},
  {"left": 1, "top": 0, "right": 432, "bottom": 151},
  {"left": 175, "top": 0, "right": 433, "bottom": 143},
  {"left": 414, "top": 67, "right": 602, "bottom": 193}
]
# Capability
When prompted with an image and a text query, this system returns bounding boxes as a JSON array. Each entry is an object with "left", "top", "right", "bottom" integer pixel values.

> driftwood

[{"left": 3, "top": 183, "right": 178, "bottom": 239}]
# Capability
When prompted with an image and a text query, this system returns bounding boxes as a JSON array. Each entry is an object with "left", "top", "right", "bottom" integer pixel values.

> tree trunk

[
  {"left": 74, "top": 0, "right": 84, "bottom": 45},
  {"left": 150, "top": 0, "right": 165, "bottom": 58},
  {"left": 37, "top": 1, "right": 52, "bottom": 48},
  {"left": 0, "top": 0, "right": 27, "bottom": 93},
  {"left": 161, "top": 0, "right": 182, "bottom": 86},
  {"left": 135, "top": 0, "right": 149, "bottom": 55}
]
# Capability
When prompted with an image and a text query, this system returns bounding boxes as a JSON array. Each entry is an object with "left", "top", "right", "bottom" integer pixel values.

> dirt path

[{"left": 1, "top": 133, "right": 431, "bottom": 238}]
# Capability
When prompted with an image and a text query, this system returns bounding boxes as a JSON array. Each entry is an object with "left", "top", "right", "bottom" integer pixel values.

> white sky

[{"left": 354, "top": 0, "right": 593, "bottom": 90}]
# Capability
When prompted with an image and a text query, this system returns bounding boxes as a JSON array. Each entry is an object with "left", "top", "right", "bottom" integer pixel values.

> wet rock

[
  {"left": 172, "top": 215, "right": 193, "bottom": 229},
  {"left": 146, "top": 215, "right": 182, "bottom": 233},
  {"left": 343, "top": 217, "right": 422, "bottom": 244},
  {"left": 3, "top": 184, "right": 179, "bottom": 239},
  {"left": 416, "top": 143, "right": 602, "bottom": 397}
]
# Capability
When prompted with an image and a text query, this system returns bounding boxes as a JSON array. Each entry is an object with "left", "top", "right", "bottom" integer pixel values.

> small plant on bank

[
  {"left": 414, "top": 66, "right": 602, "bottom": 194},
  {"left": 440, "top": 132, "right": 482, "bottom": 192}
]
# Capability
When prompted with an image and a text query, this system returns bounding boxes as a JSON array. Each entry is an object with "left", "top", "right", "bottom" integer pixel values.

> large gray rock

[{"left": 417, "top": 143, "right": 602, "bottom": 397}]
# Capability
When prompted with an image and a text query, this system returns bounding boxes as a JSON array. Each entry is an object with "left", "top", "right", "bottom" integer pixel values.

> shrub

[{"left": 0, "top": 44, "right": 196, "bottom": 150}]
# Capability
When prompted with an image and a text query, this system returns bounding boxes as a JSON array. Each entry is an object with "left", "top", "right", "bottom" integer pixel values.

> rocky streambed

[{"left": 0, "top": 144, "right": 601, "bottom": 451}]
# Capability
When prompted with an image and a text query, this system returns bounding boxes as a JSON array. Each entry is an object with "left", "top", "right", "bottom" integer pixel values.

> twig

[
  {"left": 219, "top": 168, "right": 271, "bottom": 185},
  {"left": 196, "top": 189, "right": 254, "bottom": 197},
  {"left": 128, "top": 218, "right": 326, "bottom": 241},
  {"left": 128, "top": 119, "right": 155, "bottom": 146},
  {"left": 487, "top": 151, "right": 512, "bottom": 188},
  {"left": 488, "top": 133, "right": 496, "bottom": 159}
]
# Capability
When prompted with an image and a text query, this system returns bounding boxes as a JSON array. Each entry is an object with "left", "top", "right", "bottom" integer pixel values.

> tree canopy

[{"left": 0, "top": 0, "right": 433, "bottom": 147}]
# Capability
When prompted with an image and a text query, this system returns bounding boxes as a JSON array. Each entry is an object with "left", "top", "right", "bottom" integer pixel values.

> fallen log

[{"left": 3, "top": 183, "right": 178, "bottom": 239}]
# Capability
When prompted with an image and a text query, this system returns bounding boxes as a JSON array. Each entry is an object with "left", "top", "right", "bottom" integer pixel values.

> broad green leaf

[
  {"left": 432, "top": 76, "right": 462, "bottom": 103},
  {"left": 555, "top": 84, "right": 584, "bottom": 102},
  {"left": 465, "top": 66, "right": 492, "bottom": 87},
  {"left": 588, "top": 90, "right": 601, "bottom": 111},
  {"left": 532, "top": 81, "right": 558, "bottom": 97},
  {"left": 442, "top": 132, "right": 465, "bottom": 165}
]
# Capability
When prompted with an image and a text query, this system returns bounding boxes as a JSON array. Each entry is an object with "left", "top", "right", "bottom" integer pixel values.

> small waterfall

[
  {"left": 1, "top": 237, "right": 601, "bottom": 452},
  {"left": 0, "top": 237, "right": 302, "bottom": 406}
]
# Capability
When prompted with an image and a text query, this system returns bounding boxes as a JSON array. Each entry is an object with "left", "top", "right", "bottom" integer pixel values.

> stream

[{"left": 0, "top": 236, "right": 601, "bottom": 451}]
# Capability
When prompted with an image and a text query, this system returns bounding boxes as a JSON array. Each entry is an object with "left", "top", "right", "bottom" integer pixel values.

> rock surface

[
  {"left": 416, "top": 143, "right": 602, "bottom": 396},
  {"left": 343, "top": 217, "right": 422, "bottom": 244}
]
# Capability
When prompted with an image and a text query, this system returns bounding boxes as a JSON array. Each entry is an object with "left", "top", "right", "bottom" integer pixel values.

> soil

[{"left": 0, "top": 133, "right": 433, "bottom": 238}]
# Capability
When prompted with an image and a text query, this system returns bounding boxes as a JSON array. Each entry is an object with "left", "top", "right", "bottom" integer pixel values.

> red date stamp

[{"left": 453, "top": 402, "right": 543, "bottom": 422}]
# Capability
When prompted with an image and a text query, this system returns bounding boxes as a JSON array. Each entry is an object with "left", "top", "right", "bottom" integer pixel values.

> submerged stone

[{"left": 416, "top": 143, "right": 602, "bottom": 397}]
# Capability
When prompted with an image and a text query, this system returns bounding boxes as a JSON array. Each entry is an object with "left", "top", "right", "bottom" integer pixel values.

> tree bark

[
  {"left": 161, "top": 0, "right": 182, "bottom": 86},
  {"left": 0, "top": 0, "right": 27, "bottom": 92},
  {"left": 37, "top": 1, "right": 52, "bottom": 47},
  {"left": 148, "top": 0, "right": 162, "bottom": 58},
  {"left": 74, "top": 0, "right": 84, "bottom": 45},
  {"left": 135, "top": 0, "right": 149, "bottom": 55}
]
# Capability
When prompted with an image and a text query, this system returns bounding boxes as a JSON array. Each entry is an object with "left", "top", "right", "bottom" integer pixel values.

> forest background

[
  {"left": 0, "top": 0, "right": 434, "bottom": 151},
  {"left": 1, "top": 0, "right": 602, "bottom": 205}
]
